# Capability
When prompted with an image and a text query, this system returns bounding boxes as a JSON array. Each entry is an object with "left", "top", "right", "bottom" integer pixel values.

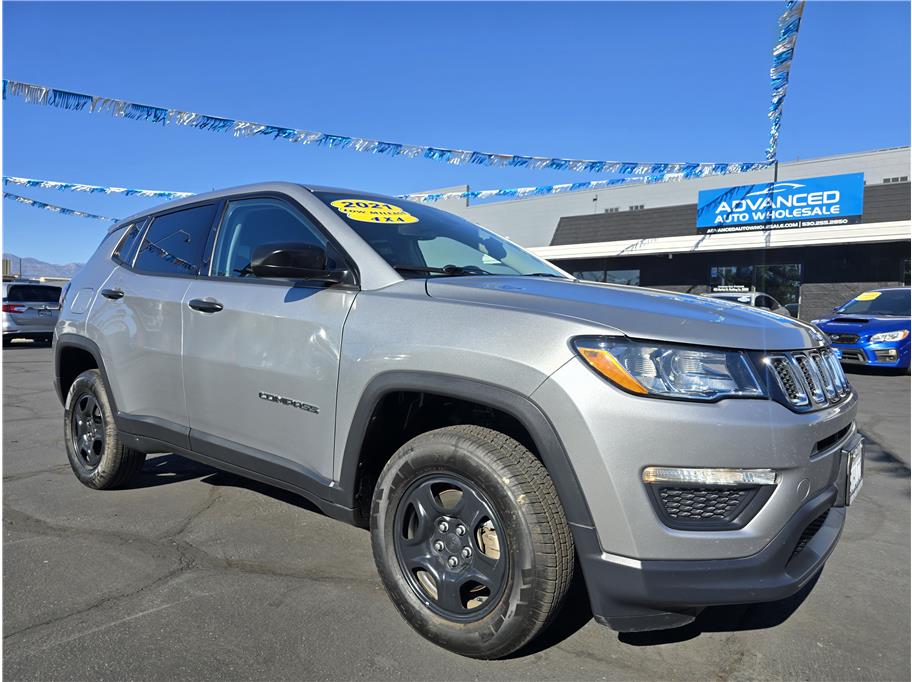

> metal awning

[{"left": 530, "top": 220, "right": 911, "bottom": 260}]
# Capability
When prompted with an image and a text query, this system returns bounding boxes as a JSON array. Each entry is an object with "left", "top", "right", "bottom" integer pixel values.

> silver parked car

[
  {"left": 3, "top": 280, "right": 63, "bottom": 346},
  {"left": 705, "top": 290, "right": 794, "bottom": 317},
  {"left": 54, "top": 183, "right": 862, "bottom": 658}
]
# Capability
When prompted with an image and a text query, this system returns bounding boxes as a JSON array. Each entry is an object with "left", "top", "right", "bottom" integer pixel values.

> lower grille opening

[
  {"left": 789, "top": 509, "right": 830, "bottom": 562},
  {"left": 814, "top": 424, "right": 853, "bottom": 454},
  {"left": 647, "top": 485, "right": 768, "bottom": 531}
]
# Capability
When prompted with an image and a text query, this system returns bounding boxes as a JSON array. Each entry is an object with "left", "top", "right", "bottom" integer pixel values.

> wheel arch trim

[
  {"left": 54, "top": 334, "right": 113, "bottom": 409},
  {"left": 337, "top": 370, "right": 597, "bottom": 529}
]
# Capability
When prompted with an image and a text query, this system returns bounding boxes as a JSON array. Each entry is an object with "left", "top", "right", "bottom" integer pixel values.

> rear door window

[
  {"left": 133, "top": 204, "right": 218, "bottom": 276},
  {"left": 5, "top": 285, "right": 62, "bottom": 303}
]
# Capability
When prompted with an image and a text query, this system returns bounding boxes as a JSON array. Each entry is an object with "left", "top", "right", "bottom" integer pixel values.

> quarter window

[
  {"left": 211, "top": 198, "right": 337, "bottom": 278},
  {"left": 112, "top": 219, "right": 147, "bottom": 266},
  {"left": 133, "top": 205, "right": 218, "bottom": 276}
]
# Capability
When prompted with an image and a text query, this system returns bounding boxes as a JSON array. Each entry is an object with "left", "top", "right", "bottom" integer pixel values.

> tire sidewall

[
  {"left": 64, "top": 369, "right": 121, "bottom": 488},
  {"left": 371, "top": 432, "right": 541, "bottom": 658}
]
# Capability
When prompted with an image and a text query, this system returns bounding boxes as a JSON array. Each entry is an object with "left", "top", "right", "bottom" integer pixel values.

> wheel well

[
  {"left": 352, "top": 391, "right": 538, "bottom": 523},
  {"left": 58, "top": 346, "right": 99, "bottom": 400}
]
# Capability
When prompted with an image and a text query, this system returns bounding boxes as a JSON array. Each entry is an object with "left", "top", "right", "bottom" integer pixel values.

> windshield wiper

[
  {"left": 523, "top": 272, "right": 567, "bottom": 278},
  {"left": 393, "top": 265, "right": 491, "bottom": 276}
]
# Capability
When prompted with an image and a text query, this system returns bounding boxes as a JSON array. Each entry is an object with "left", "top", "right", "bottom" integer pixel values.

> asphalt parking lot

[{"left": 3, "top": 344, "right": 910, "bottom": 681}]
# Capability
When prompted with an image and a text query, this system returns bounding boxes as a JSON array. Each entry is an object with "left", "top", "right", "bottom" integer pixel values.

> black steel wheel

[
  {"left": 64, "top": 369, "right": 145, "bottom": 489},
  {"left": 371, "top": 425, "right": 574, "bottom": 659},
  {"left": 393, "top": 473, "right": 508, "bottom": 621},
  {"left": 71, "top": 393, "right": 104, "bottom": 468}
]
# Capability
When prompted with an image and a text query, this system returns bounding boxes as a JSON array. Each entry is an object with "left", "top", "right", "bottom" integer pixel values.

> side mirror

[{"left": 250, "top": 242, "right": 346, "bottom": 283}]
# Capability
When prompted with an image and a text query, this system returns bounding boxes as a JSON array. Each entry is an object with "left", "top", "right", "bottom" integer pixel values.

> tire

[
  {"left": 64, "top": 369, "right": 145, "bottom": 489},
  {"left": 370, "top": 425, "right": 574, "bottom": 659}
]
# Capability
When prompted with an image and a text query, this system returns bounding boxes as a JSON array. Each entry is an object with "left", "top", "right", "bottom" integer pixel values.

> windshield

[
  {"left": 836, "top": 289, "right": 911, "bottom": 317},
  {"left": 314, "top": 191, "right": 569, "bottom": 279}
]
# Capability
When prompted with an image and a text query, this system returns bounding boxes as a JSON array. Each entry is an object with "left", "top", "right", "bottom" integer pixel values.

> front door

[{"left": 181, "top": 196, "right": 356, "bottom": 484}]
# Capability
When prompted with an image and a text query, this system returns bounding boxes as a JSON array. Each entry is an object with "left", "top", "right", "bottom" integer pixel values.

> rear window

[{"left": 5, "top": 285, "right": 62, "bottom": 303}]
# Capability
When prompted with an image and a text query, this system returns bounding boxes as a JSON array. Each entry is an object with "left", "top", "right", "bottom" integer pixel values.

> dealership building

[{"left": 430, "top": 147, "right": 910, "bottom": 320}]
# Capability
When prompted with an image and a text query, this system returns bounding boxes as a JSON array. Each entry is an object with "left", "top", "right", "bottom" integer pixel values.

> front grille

[
  {"left": 767, "top": 348, "right": 849, "bottom": 410},
  {"left": 657, "top": 487, "right": 754, "bottom": 521},
  {"left": 789, "top": 509, "right": 830, "bottom": 562},
  {"left": 829, "top": 333, "right": 859, "bottom": 344}
]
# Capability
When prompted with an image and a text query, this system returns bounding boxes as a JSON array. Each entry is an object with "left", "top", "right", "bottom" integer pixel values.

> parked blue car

[{"left": 813, "top": 287, "right": 911, "bottom": 370}]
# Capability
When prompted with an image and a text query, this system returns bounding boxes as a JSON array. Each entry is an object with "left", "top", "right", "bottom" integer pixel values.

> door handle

[
  {"left": 101, "top": 288, "right": 124, "bottom": 300},
  {"left": 188, "top": 298, "right": 224, "bottom": 313}
]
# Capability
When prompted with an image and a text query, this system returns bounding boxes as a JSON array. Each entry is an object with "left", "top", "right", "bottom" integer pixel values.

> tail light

[{"left": 2, "top": 304, "right": 28, "bottom": 314}]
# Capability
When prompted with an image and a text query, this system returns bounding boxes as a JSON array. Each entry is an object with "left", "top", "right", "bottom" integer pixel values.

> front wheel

[
  {"left": 370, "top": 425, "right": 574, "bottom": 659},
  {"left": 64, "top": 369, "right": 145, "bottom": 489}
]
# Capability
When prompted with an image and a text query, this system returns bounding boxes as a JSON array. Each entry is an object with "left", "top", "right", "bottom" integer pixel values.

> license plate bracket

[{"left": 846, "top": 440, "right": 864, "bottom": 505}]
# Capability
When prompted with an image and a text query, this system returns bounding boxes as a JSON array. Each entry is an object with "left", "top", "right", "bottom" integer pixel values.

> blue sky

[{"left": 3, "top": 1, "right": 910, "bottom": 264}]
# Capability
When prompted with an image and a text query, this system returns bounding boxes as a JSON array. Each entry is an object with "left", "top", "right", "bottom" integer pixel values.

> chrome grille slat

[{"left": 766, "top": 348, "right": 849, "bottom": 411}]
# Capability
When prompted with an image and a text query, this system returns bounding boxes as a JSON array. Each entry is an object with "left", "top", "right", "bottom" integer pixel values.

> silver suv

[
  {"left": 54, "top": 183, "right": 863, "bottom": 658},
  {"left": 3, "top": 280, "right": 62, "bottom": 346}
]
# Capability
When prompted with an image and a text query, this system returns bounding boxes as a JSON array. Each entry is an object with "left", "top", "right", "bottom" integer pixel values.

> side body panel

[
  {"left": 332, "top": 280, "right": 609, "bottom": 483},
  {"left": 182, "top": 279, "right": 356, "bottom": 480},
  {"left": 86, "top": 267, "right": 191, "bottom": 429}
]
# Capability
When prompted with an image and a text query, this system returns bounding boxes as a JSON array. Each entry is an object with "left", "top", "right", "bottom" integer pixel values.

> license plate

[
  {"left": 37, "top": 309, "right": 51, "bottom": 317},
  {"left": 847, "top": 441, "right": 864, "bottom": 505}
]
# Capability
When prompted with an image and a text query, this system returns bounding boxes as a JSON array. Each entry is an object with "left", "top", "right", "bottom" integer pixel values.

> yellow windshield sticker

[
  {"left": 855, "top": 291, "right": 881, "bottom": 301},
  {"left": 330, "top": 199, "right": 418, "bottom": 224}
]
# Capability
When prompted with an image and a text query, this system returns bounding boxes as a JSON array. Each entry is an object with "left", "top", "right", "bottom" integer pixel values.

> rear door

[
  {"left": 88, "top": 204, "right": 219, "bottom": 442},
  {"left": 3, "top": 284, "right": 62, "bottom": 332},
  {"left": 181, "top": 195, "right": 357, "bottom": 482}
]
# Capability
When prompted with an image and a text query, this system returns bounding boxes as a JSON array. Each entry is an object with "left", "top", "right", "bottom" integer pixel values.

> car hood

[
  {"left": 426, "top": 277, "right": 824, "bottom": 351},
  {"left": 816, "top": 315, "right": 911, "bottom": 335}
]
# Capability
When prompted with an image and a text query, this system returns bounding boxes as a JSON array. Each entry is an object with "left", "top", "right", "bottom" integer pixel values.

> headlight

[
  {"left": 870, "top": 329, "right": 910, "bottom": 343},
  {"left": 573, "top": 337, "right": 764, "bottom": 401}
]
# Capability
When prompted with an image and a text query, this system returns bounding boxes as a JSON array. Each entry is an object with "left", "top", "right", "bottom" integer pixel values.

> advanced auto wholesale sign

[{"left": 696, "top": 173, "right": 864, "bottom": 233}]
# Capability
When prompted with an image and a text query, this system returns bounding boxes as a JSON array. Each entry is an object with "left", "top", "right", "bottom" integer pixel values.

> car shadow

[
  {"left": 199, "top": 469, "right": 330, "bottom": 518},
  {"left": 125, "top": 453, "right": 217, "bottom": 489},
  {"left": 617, "top": 570, "right": 821, "bottom": 646},
  {"left": 843, "top": 364, "right": 908, "bottom": 377}
]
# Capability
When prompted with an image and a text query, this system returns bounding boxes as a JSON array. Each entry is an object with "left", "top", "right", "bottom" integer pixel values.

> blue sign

[{"left": 696, "top": 173, "right": 864, "bottom": 233}]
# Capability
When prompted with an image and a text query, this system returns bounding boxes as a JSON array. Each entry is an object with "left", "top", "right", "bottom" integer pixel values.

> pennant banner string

[
  {"left": 766, "top": 0, "right": 805, "bottom": 161},
  {"left": 2, "top": 79, "right": 771, "bottom": 179},
  {"left": 4, "top": 171, "right": 694, "bottom": 208},
  {"left": 3, "top": 176, "right": 193, "bottom": 200},
  {"left": 4, "top": 192, "right": 120, "bottom": 222}
]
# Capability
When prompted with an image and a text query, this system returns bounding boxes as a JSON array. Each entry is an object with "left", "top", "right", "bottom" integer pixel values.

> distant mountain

[{"left": 3, "top": 253, "right": 84, "bottom": 279}]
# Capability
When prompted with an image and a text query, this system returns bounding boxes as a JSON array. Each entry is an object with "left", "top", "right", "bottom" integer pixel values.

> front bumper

[
  {"left": 532, "top": 355, "right": 860, "bottom": 630},
  {"left": 833, "top": 341, "right": 910, "bottom": 368},
  {"left": 574, "top": 484, "right": 846, "bottom": 631}
]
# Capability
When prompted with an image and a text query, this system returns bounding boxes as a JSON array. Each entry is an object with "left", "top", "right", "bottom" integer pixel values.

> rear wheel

[
  {"left": 64, "top": 369, "right": 145, "bottom": 489},
  {"left": 370, "top": 425, "right": 574, "bottom": 659}
]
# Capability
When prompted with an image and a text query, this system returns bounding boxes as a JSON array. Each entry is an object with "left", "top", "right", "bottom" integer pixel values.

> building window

[
  {"left": 604, "top": 207, "right": 619, "bottom": 214},
  {"left": 571, "top": 270, "right": 606, "bottom": 283},
  {"left": 605, "top": 269, "right": 640, "bottom": 286},
  {"left": 884, "top": 177, "right": 908, "bottom": 183},
  {"left": 628, "top": 204, "right": 644, "bottom": 211}
]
